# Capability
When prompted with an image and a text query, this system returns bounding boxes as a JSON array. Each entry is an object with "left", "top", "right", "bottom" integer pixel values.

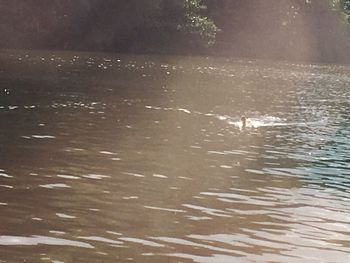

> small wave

[
  {"left": 0, "top": 235, "right": 93, "bottom": 248},
  {"left": 224, "top": 116, "right": 327, "bottom": 129},
  {"left": 225, "top": 116, "right": 285, "bottom": 129}
]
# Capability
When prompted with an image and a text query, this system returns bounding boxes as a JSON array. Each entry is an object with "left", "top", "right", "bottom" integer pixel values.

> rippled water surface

[{"left": 0, "top": 49, "right": 349, "bottom": 262}]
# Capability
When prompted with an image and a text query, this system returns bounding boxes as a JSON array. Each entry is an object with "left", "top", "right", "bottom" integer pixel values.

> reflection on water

[{"left": 0, "top": 49, "right": 349, "bottom": 262}]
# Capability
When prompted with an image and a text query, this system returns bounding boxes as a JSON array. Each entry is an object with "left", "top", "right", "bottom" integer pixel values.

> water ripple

[{"left": 0, "top": 235, "right": 93, "bottom": 248}]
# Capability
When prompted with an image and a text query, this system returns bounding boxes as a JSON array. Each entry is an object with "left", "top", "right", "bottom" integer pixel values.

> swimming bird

[
  {"left": 241, "top": 116, "right": 247, "bottom": 129},
  {"left": 240, "top": 116, "right": 255, "bottom": 129}
]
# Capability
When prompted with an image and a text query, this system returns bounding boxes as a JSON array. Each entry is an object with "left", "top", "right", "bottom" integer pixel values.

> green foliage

[
  {"left": 0, "top": 0, "right": 348, "bottom": 62},
  {"left": 332, "top": 0, "right": 350, "bottom": 22},
  {"left": 137, "top": 0, "right": 218, "bottom": 51},
  {"left": 0, "top": 0, "right": 218, "bottom": 51},
  {"left": 340, "top": 0, "right": 350, "bottom": 22},
  {"left": 179, "top": 0, "right": 219, "bottom": 47},
  {"left": 341, "top": 0, "right": 350, "bottom": 13}
]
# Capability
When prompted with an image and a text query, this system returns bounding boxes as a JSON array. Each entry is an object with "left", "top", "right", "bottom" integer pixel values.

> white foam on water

[
  {"left": 57, "top": 174, "right": 80, "bottom": 180},
  {"left": 153, "top": 174, "right": 168, "bottom": 179},
  {"left": 77, "top": 236, "right": 122, "bottom": 245},
  {"left": 0, "top": 235, "right": 93, "bottom": 248},
  {"left": 0, "top": 173, "right": 13, "bottom": 178},
  {"left": 82, "top": 174, "right": 111, "bottom": 180},
  {"left": 123, "top": 172, "right": 145, "bottom": 178},
  {"left": 178, "top": 108, "right": 191, "bottom": 114},
  {"left": 99, "top": 151, "right": 118, "bottom": 155},
  {"left": 31, "top": 135, "right": 56, "bottom": 139},
  {"left": 39, "top": 184, "right": 71, "bottom": 189},
  {"left": 119, "top": 237, "right": 165, "bottom": 248},
  {"left": 56, "top": 213, "right": 76, "bottom": 219},
  {"left": 223, "top": 115, "right": 328, "bottom": 129},
  {"left": 225, "top": 116, "right": 288, "bottom": 129}
]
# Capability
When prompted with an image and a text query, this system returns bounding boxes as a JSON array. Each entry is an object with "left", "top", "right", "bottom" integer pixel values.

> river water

[{"left": 0, "top": 49, "right": 349, "bottom": 262}]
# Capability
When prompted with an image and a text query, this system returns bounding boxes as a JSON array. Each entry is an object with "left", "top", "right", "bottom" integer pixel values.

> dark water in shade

[{"left": 0, "top": 49, "right": 349, "bottom": 263}]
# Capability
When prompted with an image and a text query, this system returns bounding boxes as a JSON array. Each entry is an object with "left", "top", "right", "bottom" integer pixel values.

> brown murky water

[{"left": 0, "top": 49, "right": 350, "bottom": 262}]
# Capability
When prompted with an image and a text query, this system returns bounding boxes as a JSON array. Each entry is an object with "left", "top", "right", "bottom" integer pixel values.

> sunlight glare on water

[{"left": 0, "top": 49, "right": 349, "bottom": 262}]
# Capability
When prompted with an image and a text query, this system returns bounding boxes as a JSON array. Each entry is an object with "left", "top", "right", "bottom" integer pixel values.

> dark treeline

[{"left": 0, "top": 0, "right": 349, "bottom": 63}]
